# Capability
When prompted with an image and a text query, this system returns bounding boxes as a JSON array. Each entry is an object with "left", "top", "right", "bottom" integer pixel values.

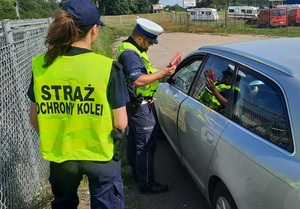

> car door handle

[{"left": 205, "top": 130, "right": 214, "bottom": 144}]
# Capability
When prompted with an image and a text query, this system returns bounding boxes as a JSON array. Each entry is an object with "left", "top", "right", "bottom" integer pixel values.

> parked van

[
  {"left": 288, "top": 8, "right": 300, "bottom": 26},
  {"left": 189, "top": 8, "right": 219, "bottom": 21},
  {"left": 277, "top": 4, "right": 300, "bottom": 11},
  {"left": 257, "top": 8, "right": 287, "bottom": 27},
  {"left": 227, "top": 6, "right": 258, "bottom": 19}
]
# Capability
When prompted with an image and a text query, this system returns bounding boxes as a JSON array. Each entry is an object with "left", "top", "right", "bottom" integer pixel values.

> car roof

[{"left": 199, "top": 37, "right": 300, "bottom": 77}]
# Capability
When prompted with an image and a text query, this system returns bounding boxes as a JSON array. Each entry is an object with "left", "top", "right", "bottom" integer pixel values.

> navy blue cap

[
  {"left": 136, "top": 18, "right": 163, "bottom": 44},
  {"left": 62, "top": 0, "right": 105, "bottom": 27}
]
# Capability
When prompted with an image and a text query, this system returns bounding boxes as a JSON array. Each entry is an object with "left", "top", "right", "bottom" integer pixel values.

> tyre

[{"left": 212, "top": 182, "right": 238, "bottom": 209}]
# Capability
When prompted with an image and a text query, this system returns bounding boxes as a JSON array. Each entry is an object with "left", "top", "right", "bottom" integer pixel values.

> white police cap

[
  {"left": 136, "top": 18, "right": 164, "bottom": 44},
  {"left": 223, "top": 64, "right": 246, "bottom": 77}
]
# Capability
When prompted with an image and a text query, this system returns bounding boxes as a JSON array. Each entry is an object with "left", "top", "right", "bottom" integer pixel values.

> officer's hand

[
  {"left": 206, "top": 78, "right": 216, "bottom": 91},
  {"left": 162, "top": 65, "right": 176, "bottom": 77}
]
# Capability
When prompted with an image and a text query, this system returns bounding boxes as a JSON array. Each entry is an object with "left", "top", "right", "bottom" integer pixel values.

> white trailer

[
  {"left": 189, "top": 8, "right": 219, "bottom": 21},
  {"left": 227, "top": 6, "right": 258, "bottom": 19}
]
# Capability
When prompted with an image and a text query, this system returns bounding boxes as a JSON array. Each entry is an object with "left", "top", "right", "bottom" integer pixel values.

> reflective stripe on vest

[
  {"left": 117, "top": 42, "right": 158, "bottom": 97},
  {"left": 32, "top": 53, "right": 114, "bottom": 162}
]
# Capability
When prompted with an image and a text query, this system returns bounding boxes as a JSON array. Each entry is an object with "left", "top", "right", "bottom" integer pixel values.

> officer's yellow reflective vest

[
  {"left": 32, "top": 52, "right": 114, "bottom": 163},
  {"left": 199, "top": 82, "right": 240, "bottom": 110},
  {"left": 117, "top": 42, "right": 158, "bottom": 97}
]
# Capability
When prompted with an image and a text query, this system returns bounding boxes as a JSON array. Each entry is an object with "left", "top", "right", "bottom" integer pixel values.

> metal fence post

[{"left": 1, "top": 19, "right": 14, "bottom": 45}]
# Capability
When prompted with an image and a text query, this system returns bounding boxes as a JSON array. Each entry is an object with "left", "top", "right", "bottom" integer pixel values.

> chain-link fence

[{"left": 0, "top": 18, "right": 51, "bottom": 209}]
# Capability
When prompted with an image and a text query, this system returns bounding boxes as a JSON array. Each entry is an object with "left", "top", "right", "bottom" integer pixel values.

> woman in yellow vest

[{"left": 27, "top": 0, "right": 128, "bottom": 208}]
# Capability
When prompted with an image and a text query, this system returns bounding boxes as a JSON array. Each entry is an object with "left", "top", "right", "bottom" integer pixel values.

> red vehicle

[
  {"left": 257, "top": 8, "right": 287, "bottom": 27},
  {"left": 288, "top": 8, "right": 300, "bottom": 26}
]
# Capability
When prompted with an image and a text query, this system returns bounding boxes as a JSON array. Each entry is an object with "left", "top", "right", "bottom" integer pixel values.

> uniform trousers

[
  {"left": 49, "top": 160, "right": 124, "bottom": 209},
  {"left": 126, "top": 102, "right": 158, "bottom": 188}
]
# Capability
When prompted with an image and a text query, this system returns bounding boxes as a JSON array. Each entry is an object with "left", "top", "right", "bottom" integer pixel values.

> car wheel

[{"left": 212, "top": 182, "right": 238, "bottom": 209}]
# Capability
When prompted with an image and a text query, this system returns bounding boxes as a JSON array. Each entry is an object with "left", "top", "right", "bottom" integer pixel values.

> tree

[
  {"left": 173, "top": 4, "right": 185, "bottom": 12},
  {"left": 98, "top": 0, "right": 156, "bottom": 15},
  {"left": 0, "top": 0, "right": 15, "bottom": 19},
  {"left": 0, "top": 0, "right": 60, "bottom": 19},
  {"left": 149, "top": 0, "right": 159, "bottom": 4}
]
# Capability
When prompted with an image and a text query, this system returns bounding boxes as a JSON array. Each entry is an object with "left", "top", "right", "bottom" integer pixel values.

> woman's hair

[{"left": 43, "top": 10, "right": 93, "bottom": 67}]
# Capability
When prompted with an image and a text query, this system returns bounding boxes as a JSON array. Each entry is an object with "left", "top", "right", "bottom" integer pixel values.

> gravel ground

[
  {"left": 76, "top": 33, "right": 268, "bottom": 209},
  {"left": 145, "top": 32, "right": 267, "bottom": 70}
]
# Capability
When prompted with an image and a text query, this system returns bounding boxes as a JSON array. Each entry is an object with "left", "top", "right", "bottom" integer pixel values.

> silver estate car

[{"left": 154, "top": 37, "right": 300, "bottom": 209}]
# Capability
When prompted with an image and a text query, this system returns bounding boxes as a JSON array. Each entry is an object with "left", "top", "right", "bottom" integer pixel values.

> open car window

[
  {"left": 191, "top": 55, "right": 239, "bottom": 114},
  {"left": 169, "top": 56, "right": 204, "bottom": 94}
]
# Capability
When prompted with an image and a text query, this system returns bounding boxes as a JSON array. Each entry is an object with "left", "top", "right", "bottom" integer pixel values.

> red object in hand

[
  {"left": 204, "top": 68, "right": 216, "bottom": 82},
  {"left": 168, "top": 52, "right": 182, "bottom": 67}
]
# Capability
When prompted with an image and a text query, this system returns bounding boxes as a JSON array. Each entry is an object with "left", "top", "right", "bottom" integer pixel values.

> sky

[{"left": 159, "top": 0, "right": 184, "bottom": 7}]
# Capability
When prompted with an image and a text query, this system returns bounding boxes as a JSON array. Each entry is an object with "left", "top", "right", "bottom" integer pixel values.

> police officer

[
  {"left": 27, "top": 0, "right": 129, "bottom": 208},
  {"left": 199, "top": 64, "right": 245, "bottom": 111},
  {"left": 117, "top": 18, "right": 176, "bottom": 194}
]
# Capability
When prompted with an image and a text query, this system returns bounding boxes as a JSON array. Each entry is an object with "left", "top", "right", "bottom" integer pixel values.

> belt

[{"left": 141, "top": 99, "right": 149, "bottom": 105}]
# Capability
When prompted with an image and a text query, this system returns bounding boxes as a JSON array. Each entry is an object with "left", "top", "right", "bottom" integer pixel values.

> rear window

[
  {"left": 232, "top": 66, "right": 293, "bottom": 153},
  {"left": 289, "top": 10, "right": 296, "bottom": 15},
  {"left": 272, "top": 9, "right": 286, "bottom": 16}
]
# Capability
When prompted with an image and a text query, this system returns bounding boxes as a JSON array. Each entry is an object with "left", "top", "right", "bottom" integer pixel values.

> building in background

[
  {"left": 184, "top": 0, "right": 196, "bottom": 8},
  {"left": 152, "top": 4, "right": 164, "bottom": 12}
]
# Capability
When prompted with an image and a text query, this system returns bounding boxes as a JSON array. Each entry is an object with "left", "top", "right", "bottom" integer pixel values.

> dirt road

[
  {"left": 77, "top": 33, "right": 267, "bottom": 209},
  {"left": 146, "top": 33, "right": 267, "bottom": 70}
]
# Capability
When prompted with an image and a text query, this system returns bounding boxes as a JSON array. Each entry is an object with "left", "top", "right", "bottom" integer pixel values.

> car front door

[
  {"left": 155, "top": 56, "right": 204, "bottom": 158},
  {"left": 176, "top": 55, "right": 237, "bottom": 191}
]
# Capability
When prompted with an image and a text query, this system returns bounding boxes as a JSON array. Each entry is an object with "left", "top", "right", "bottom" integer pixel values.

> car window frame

[
  {"left": 229, "top": 64, "right": 294, "bottom": 153},
  {"left": 190, "top": 54, "right": 241, "bottom": 116},
  {"left": 167, "top": 53, "right": 206, "bottom": 95}
]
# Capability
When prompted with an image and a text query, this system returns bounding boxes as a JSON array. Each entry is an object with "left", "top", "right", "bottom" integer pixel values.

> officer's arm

[
  {"left": 212, "top": 88, "right": 228, "bottom": 106},
  {"left": 134, "top": 65, "right": 176, "bottom": 87},
  {"left": 206, "top": 78, "right": 228, "bottom": 106},
  {"left": 112, "top": 106, "right": 127, "bottom": 131},
  {"left": 29, "top": 102, "right": 39, "bottom": 134}
]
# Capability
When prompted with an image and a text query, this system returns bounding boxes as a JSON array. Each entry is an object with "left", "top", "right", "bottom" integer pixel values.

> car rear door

[{"left": 208, "top": 64, "right": 300, "bottom": 208}]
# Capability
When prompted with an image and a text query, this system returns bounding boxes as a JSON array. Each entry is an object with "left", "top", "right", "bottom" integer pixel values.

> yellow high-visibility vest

[
  {"left": 199, "top": 82, "right": 240, "bottom": 110},
  {"left": 117, "top": 42, "right": 158, "bottom": 97},
  {"left": 32, "top": 52, "right": 114, "bottom": 162}
]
